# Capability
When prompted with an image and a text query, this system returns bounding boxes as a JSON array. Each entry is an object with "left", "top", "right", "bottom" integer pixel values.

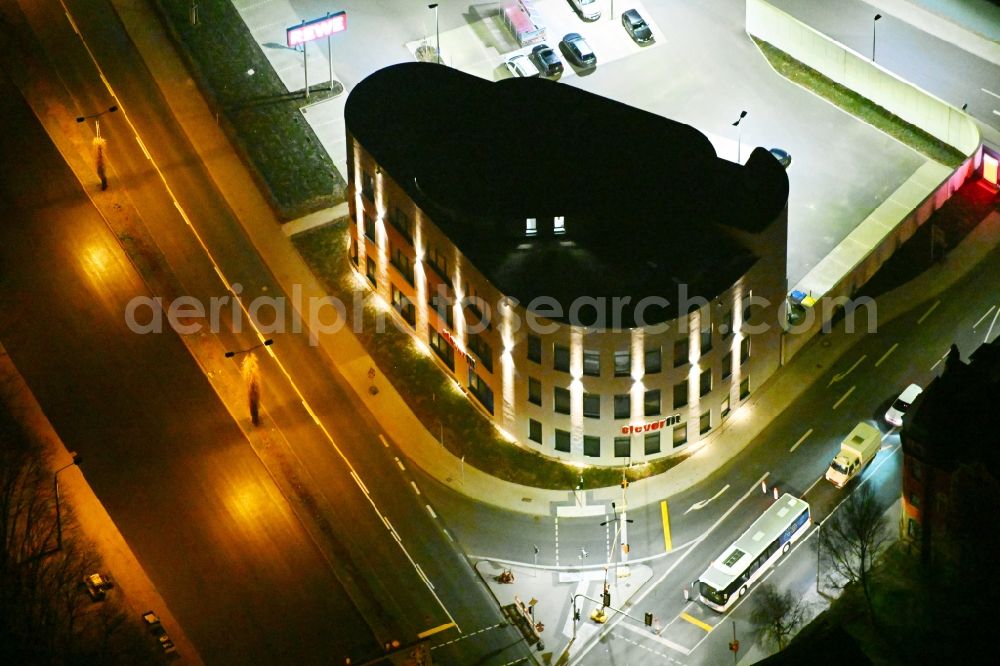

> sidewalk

[
  {"left": 110, "top": 0, "right": 1000, "bottom": 518},
  {"left": 0, "top": 345, "right": 203, "bottom": 665}
]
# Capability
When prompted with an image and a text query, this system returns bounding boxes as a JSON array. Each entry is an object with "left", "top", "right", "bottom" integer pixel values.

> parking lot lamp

[
  {"left": 428, "top": 4, "right": 440, "bottom": 64},
  {"left": 732, "top": 110, "right": 748, "bottom": 164},
  {"left": 872, "top": 14, "right": 882, "bottom": 61}
]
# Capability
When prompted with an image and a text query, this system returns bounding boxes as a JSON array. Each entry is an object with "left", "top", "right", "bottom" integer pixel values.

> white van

[{"left": 570, "top": 0, "right": 602, "bottom": 21}]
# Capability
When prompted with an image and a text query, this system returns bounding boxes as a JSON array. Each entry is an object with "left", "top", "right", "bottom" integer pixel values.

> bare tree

[
  {"left": 818, "top": 484, "right": 891, "bottom": 623},
  {"left": 750, "top": 583, "right": 807, "bottom": 650}
]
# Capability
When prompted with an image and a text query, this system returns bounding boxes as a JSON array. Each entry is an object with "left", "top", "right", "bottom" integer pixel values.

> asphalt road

[
  {"left": 0, "top": 68, "right": 375, "bottom": 666},
  {"left": 3, "top": 0, "right": 535, "bottom": 663}
]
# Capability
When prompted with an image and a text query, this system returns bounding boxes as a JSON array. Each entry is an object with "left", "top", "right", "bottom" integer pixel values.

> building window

[
  {"left": 465, "top": 294, "right": 488, "bottom": 331},
  {"left": 391, "top": 286, "right": 415, "bottom": 326},
  {"left": 554, "top": 387, "right": 571, "bottom": 415},
  {"left": 673, "top": 338, "right": 689, "bottom": 368},
  {"left": 700, "top": 410, "right": 711, "bottom": 434},
  {"left": 528, "top": 335, "right": 542, "bottom": 364},
  {"left": 583, "top": 350, "right": 601, "bottom": 377},
  {"left": 909, "top": 493, "right": 920, "bottom": 507},
  {"left": 907, "top": 519, "right": 921, "bottom": 539},
  {"left": 468, "top": 370, "right": 494, "bottom": 414},
  {"left": 555, "top": 429, "right": 571, "bottom": 452},
  {"left": 644, "top": 432, "right": 661, "bottom": 455},
  {"left": 389, "top": 207, "right": 412, "bottom": 242},
  {"left": 740, "top": 337, "right": 751, "bottom": 365},
  {"left": 554, "top": 216, "right": 565, "bottom": 234},
  {"left": 614, "top": 437, "right": 631, "bottom": 458},
  {"left": 365, "top": 256, "right": 376, "bottom": 286},
  {"left": 742, "top": 292, "right": 754, "bottom": 323},
  {"left": 390, "top": 245, "right": 414, "bottom": 285},
  {"left": 468, "top": 332, "right": 493, "bottom": 373},
  {"left": 645, "top": 347, "right": 662, "bottom": 374},
  {"left": 722, "top": 311, "right": 734, "bottom": 339},
  {"left": 700, "top": 368, "right": 712, "bottom": 396},
  {"left": 528, "top": 377, "right": 542, "bottom": 406},
  {"left": 526, "top": 218, "right": 537, "bottom": 236},
  {"left": 614, "top": 394, "right": 630, "bottom": 419},
  {"left": 583, "top": 435, "right": 600, "bottom": 457},
  {"left": 554, "top": 344, "right": 570, "bottom": 372},
  {"left": 428, "top": 326, "right": 455, "bottom": 369},
  {"left": 740, "top": 377, "right": 750, "bottom": 399},
  {"left": 362, "top": 170, "right": 375, "bottom": 201},
  {"left": 673, "top": 381, "right": 688, "bottom": 409},
  {"left": 701, "top": 324, "right": 713, "bottom": 353},
  {"left": 529, "top": 419, "right": 542, "bottom": 443},
  {"left": 722, "top": 352, "right": 732, "bottom": 379},
  {"left": 363, "top": 213, "right": 376, "bottom": 241},
  {"left": 721, "top": 396, "right": 730, "bottom": 417},
  {"left": 583, "top": 393, "right": 600, "bottom": 419},
  {"left": 644, "top": 389, "right": 661, "bottom": 416},
  {"left": 614, "top": 350, "right": 631, "bottom": 377},
  {"left": 426, "top": 246, "right": 449, "bottom": 283},
  {"left": 428, "top": 289, "right": 454, "bottom": 329},
  {"left": 349, "top": 238, "right": 358, "bottom": 266},
  {"left": 673, "top": 423, "right": 687, "bottom": 447}
]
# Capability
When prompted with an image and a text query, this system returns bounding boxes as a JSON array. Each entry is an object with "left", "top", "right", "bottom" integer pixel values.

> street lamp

[
  {"left": 54, "top": 452, "right": 82, "bottom": 552},
  {"left": 224, "top": 338, "right": 273, "bottom": 358},
  {"left": 76, "top": 106, "right": 117, "bottom": 191},
  {"left": 732, "top": 110, "right": 748, "bottom": 164},
  {"left": 428, "top": 4, "right": 440, "bottom": 64},
  {"left": 872, "top": 14, "right": 882, "bottom": 62},
  {"left": 75, "top": 105, "right": 118, "bottom": 136},
  {"left": 226, "top": 339, "right": 273, "bottom": 427}
]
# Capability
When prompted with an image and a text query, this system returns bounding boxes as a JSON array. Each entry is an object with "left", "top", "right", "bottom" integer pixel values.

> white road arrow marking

[
  {"left": 827, "top": 354, "right": 867, "bottom": 387},
  {"left": 685, "top": 484, "right": 730, "bottom": 514}
]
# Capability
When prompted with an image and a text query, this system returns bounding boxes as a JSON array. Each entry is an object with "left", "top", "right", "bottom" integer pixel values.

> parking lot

[{"left": 236, "top": 0, "right": 927, "bottom": 286}]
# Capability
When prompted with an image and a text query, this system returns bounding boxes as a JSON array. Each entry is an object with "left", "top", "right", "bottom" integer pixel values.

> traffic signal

[{"left": 602, "top": 589, "right": 611, "bottom": 608}]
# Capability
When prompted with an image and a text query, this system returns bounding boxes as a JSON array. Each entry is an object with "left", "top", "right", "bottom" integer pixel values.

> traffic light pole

[{"left": 570, "top": 593, "right": 646, "bottom": 640}]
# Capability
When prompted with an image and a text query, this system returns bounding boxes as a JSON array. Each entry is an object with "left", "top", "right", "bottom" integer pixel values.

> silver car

[{"left": 505, "top": 54, "right": 540, "bottom": 78}]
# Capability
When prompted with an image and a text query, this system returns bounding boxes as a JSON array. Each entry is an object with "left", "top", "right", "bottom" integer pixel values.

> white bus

[{"left": 696, "top": 494, "right": 811, "bottom": 612}]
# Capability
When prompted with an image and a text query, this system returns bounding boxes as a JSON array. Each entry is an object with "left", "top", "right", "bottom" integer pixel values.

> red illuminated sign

[
  {"left": 286, "top": 11, "right": 347, "bottom": 47},
  {"left": 620, "top": 415, "right": 681, "bottom": 436}
]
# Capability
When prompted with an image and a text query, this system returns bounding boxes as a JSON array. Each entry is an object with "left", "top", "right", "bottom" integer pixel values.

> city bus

[{"left": 696, "top": 494, "right": 811, "bottom": 612}]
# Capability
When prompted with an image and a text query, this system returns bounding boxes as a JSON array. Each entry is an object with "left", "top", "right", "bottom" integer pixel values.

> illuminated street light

[
  {"left": 224, "top": 338, "right": 274, "bottom": 358},
  {"left": 226, "top": 340, "right": 273, "bottom": 426},
  {"left": 732, "top": 110, "right": 748, "bottom": 164},
  {"left": 428, "top": 4, "right": 440, "bottom": 64},
  {"left": 76, "top": 106, "right": 117, "bottom": 191},
  {"left": 54, "top": 452, "right": 82, "bottom": 552},
  {"left": 872, "top": 14, "right": 882, "bottom": 62}
]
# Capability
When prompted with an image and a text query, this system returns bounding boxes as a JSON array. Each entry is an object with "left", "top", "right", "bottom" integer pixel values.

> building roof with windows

[{"left": 345, "top": 63, "right": 789, "bottom": 327}]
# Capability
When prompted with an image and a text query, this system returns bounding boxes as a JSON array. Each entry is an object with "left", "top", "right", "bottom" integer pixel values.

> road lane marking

[
  {"left": 827, "top": 354, "right": 866, "bottom": 387},
  {"left": 410, "top": 481, "right": 421, "bottom": 495},
  {"left": 917, "top": 300, "right": 940, "bottom": 324},
  {"left": 832, "top": 385, "right": 855, "bottom": 410},
  {"left": 685, "top": 485, "right": 730, "bottom": 514},
  {"left": 994, "top": 109, "right": 1000, "bottom": 118},
  {"left": 973, "top": 305, "right": 996, "bottom": 329},
  {"left": 874, "top": 343, "right": 898, "bottom": 367},
  {"left": 378, "top": 434, "right": 389, "bottom": 448},
  {"left": 350, "top": 470, "right": 369, "bottom": 496},
  {"left": 618, "top": 623, "right": 692, "bottom": 655},
  {"left": 419, "top": 622, "right": 457, "bottom": 639},
  {"left": 414, "top": 563, "right": 435, "bottom": 590},
  {"left": 426, "top": 504, "right": 437, "bottom": 519},
  {"left": 661, "top": 501, "right": 672, "bottom": 552},
  {"left": 790, "top": 428, "right": 813, "bottom": 452},
  {"left": 803, "top": 474, "right": 825, "bottom": 498},
  {"left": 135, "top": 134, "right": 151, "bottom": 160},
  {"left": 569, "top": 474, "right": 768, "bottom": 664},
  {"left": 300, "top": 400, "right": 320, "bottom": 425},
  {"left": 680, "top": 612, "right": 712, "bottom": 632},
  {"left": 930, "top": 348, "right": 950, "bottom": 371},
  {"left": 986, "top": 307, "right": 1000, "bottom": 344},
  {"left": 983, "top": 88, "right": 1000, "bottom": 100},
  {"left": 395, "top": 457, "right": 406, "bottom": 471}
]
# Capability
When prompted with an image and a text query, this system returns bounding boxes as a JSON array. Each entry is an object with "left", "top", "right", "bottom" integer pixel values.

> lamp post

[
  {"left": 76, "top": 105, "right": 117, "bottom": 191},
  {"left": 872, "top": 14, "right": 882, "bottom": 61},
  {"left": 428, "top": 4, "right": 440, "bottom": 64},
  {"left": 54, "top": 452, "right": 82, "bottom": 552},
  {"left": 732, "top": 110, "right": 748, "bottom": 164},
  {"left": 226, "top": 339, "right": 273, "bottom": 426}
]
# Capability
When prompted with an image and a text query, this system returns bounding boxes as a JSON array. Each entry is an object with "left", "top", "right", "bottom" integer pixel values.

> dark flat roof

[{"left": 345, "top": 63, "right": 789, "bottom": 327}]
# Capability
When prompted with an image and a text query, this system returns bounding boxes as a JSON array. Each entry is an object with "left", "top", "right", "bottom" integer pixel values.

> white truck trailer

[{"left": 825, "top": 422, "right": 881, "bottom": 488}]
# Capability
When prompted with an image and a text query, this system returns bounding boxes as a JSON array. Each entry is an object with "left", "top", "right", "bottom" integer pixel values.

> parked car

[
  {"left": 505, "top": 54, "right": 540, "bottom": 78},
  {"left": 561, "top": 33, "right": 597, "bottom": 69},
  {"left": 622, "top": 9, "right": 653, "bottom": 43},
  {"left": 531, "top": 43, "right": 563, "bottom": 77},
  {"left": 83, "top": 572, "right": 113, "bottom": 601},
  {"left": 769, "top": 147, "right": 792, "bottom": 168},
  {"left": 569, "top": 0, "right": 601, "bottom": 21},
  {"left": 885, "top": 383, "right": 923, "bottom": 427}
]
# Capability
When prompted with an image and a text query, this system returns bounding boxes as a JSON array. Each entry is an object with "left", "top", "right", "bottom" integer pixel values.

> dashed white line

[
  {"left": 982, "top": 87, "right": 1000, "bottom": 100},
  {"left": 378, "top": 434, "right": 389, "bottom": 448},
  {"left": 350, "top": 470, "right": 369, "bottom": 496},
  {"left": 874, "top": 343, "right": 898, "bottom": 367},
  {"left": 395, "top": 457, "right": 406, "bottom": 471},
  {"left": 973, "top": 305, "right": 996, "bottom": 329},
  {"left": 426, "top": 504, "right": 437, "bottom": 519},
  {"left": 790, "top": 428, "right": 813, "bottom": 452},
  {"left": 410, "top": 481, "right": 421, "bottom": 495},
  {"left": 832, "top": 385, "right": 855, "bottom": 410},
  {"left": 917, "top": 299, "right": 940, "bottom": 324},
  {"left": 618, "top": 623, "right": 692, "bottom": 656},
  {"left": 985, "top": 307, "right": 1000, "bottom": 344}
]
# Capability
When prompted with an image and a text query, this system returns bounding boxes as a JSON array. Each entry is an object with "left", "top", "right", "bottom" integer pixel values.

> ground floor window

[
  {"left": 673, "top": 423, "right": 687, "bottom": 448},
  {"left": 644, "top": 432, "right": 660, "bottom": 455},
  {"left": 700, "top": 410, "right": 711, "bottom": 434},
  {"left": 614, "top": 436, "right": 631, "bottom": 458},
  {"left": 528, "top": 418, "right": 542, "bottom": 444},
  {"left": 391, "top": 286, "right": 415, "bottom": 326},
  {"left": 468, "top": 370, "right": 494, "bottom": 414},
  {"left": 366, "top": 256, "right": 376, "bottom": 286},
  {"left": 555, "top": 429, "right": 571, "bottom": 452},
  {"left": 740, "top": 377, "right": 750, "bottom": 399},
  {"left": 721, "top": 396, "right": 730, "bottom": 418},
  {"left": 428, "top": 326, "right": 455, "bottom": 369},
  {"left": 584, "top": 435, "right": 600, "bottom": 457}
]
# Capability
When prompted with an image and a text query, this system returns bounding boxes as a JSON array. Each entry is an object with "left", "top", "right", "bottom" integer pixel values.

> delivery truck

[{"left": 825, "top": 422, "right": 881, "bottom": 488}]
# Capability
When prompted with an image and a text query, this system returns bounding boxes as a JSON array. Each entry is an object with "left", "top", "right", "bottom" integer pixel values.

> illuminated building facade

[{"left": 344, "top": 63, "right": 789, "bottom": 465}]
